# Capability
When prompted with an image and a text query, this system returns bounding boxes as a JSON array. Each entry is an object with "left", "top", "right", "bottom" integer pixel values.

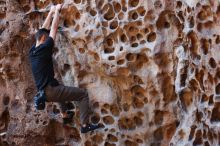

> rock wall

[{"left": 1, "top": 0, "right": 220, "bottom": 145}]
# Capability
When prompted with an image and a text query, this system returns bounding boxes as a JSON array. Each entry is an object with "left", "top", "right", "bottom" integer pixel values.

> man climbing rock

[{"left": 28, "top": 4, "right": 101, "bottom": 133}]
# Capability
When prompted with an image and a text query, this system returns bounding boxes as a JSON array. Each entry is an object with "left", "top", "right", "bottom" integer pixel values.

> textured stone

[{"left": 0, "top": 0, "right": 220, "bottom": 146}]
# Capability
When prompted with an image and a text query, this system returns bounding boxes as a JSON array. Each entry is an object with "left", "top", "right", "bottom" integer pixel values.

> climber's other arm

[
  {"left": 41, "top": 5, "right": 56, "bottom": 29},
  {"left": 49, "top": 4, "right": 62, "bottom": 40}
]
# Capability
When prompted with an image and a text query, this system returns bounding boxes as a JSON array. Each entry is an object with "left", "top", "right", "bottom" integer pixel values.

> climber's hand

[
  {"left": 56, "top": 4, "right": 63, "bottom": 12},
  {"left": 50, "top": 5, "right": 56, "bottom": 13}
]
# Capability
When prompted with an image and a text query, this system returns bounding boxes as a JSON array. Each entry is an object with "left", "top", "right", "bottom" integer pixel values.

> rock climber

[{"left": 28, "top": 4, "right": 101, "bottom": 133}]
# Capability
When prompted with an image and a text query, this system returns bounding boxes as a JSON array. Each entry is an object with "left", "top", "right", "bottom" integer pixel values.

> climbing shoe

[
  {"left": 62, "top": 111, "right": 74, "bottom": 125},
  {"left": 81, "top": 123, "right": 102, "bottom": 133}
]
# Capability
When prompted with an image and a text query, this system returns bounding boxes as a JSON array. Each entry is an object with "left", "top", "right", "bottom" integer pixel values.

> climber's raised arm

[
  {"left": 49, "top": 4, "right": 62, "bottom": 40},
  {"left": 41, "top": 5, "right": 56, "bottom": 30}
]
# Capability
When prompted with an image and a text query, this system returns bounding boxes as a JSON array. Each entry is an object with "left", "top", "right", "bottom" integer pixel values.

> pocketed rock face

[{"left": 1, "top": 0, "right": 220, "bottom": 145}]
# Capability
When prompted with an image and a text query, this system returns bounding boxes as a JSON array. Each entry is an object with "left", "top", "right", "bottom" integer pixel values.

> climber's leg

[
  {"left": 45, "top": 84, "right": 102, "bottom": 133},
  {"left": 44, "top": 84, "right": 91, "bottom": 124}
]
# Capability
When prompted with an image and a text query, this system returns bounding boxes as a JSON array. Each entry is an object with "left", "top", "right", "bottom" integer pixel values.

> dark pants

[{"left": 44, "top": 84, "right": 91, "bottom": 124}]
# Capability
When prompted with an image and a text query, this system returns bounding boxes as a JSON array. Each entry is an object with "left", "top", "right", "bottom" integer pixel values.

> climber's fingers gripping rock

[
  {"left": 50, "top": 5, "right": 56, "bottom": 13},
  {"left": 56, "top": 3, "right": 63, "bottom": 12}
]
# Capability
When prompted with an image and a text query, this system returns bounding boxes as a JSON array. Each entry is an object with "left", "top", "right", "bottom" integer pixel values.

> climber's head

[{"left": 35, "top": 28, "right": 50, "bottom": 44}]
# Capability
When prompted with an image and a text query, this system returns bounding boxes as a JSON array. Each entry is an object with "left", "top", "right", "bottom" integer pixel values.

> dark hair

[{"left": 35, "top": 28, "right": 50, "bottom": 41}]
